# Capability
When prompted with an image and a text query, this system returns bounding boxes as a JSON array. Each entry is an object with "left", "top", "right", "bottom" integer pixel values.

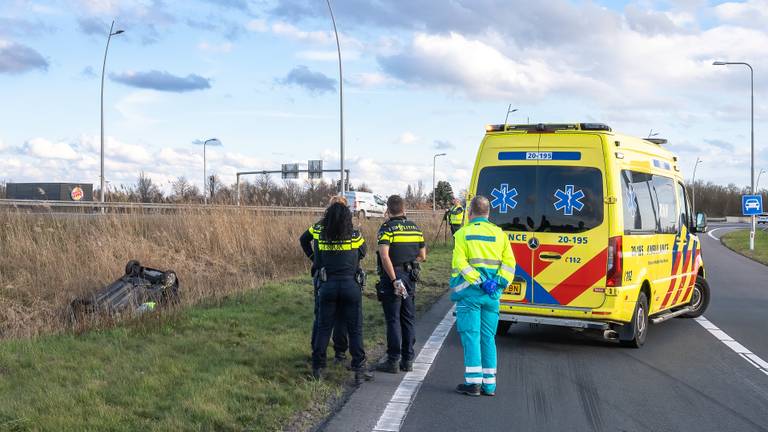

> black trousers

[
  {"left": 450, "top": 224, "right": 461, "bottom": 235},
  {"left": 312, "top": 278, "right": 348, "bottom": 356},
  {"left": 380, "top": 272, "right": 416, "bottom": 363},
  {"left": 312, "top": 278, "right": 366, "bottom": 370}
]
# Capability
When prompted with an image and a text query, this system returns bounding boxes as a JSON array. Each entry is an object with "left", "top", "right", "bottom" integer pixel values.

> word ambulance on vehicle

[{"left": 467, "top": 123, "right": 710, "bottom": 347}]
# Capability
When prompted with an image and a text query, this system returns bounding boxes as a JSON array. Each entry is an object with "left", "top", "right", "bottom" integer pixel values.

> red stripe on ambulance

[{"left": 549, "top": 248, "right": 608, "bottom": 305}]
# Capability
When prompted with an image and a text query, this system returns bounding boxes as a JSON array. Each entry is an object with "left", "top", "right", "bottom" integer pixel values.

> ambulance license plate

[{"left": 504, "top": 282, "right": 522, "bottom": 296}]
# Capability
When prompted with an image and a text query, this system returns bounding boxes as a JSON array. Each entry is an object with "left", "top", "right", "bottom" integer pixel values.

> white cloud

[
  {"left": 22, "top": 138, "right": 79, "bottom": 160},
  {"left": 197, "top": 41, "right": 233, "bottom": 53},
  {"left": 348, "top": 72, "right": 398, "bottom": 88},
  {"left": 271, "top": 21, "right": 333, "bottom": 44},
  {"left": 0, "top": 138, "right": 7, "bottom": 152},
  {"left": 246, "top": 18, "right": 268, "bottom": 32},
  {"left": 715, "top": 0, "right": 768, "bottom": 28},
  {"left": 396, "top": 132, "right": 418, "bottom": 145}
]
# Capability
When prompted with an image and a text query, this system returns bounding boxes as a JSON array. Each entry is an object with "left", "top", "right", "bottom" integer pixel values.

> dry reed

[{"left": 0, "top": 209, "right": 445, "bottom": 339}]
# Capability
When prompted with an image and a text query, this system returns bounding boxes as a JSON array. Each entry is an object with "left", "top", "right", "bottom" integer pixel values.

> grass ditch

[
  {"left": 0, "top": 235, "right": 452, "bottom": 431},
  {"left": 0, "top": 209, "right": 446, "bottom": 339},
  {"left": 720, "top": 228, "right": 768, "bottom": 266}
]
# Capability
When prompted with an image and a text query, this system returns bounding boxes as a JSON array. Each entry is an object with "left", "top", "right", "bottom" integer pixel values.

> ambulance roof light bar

[
  {"left": 645, "top": 138, "right": 668, "bottom": 145},
  {"left": 485, "top": 123, "right": 612, "bottom": 133}
]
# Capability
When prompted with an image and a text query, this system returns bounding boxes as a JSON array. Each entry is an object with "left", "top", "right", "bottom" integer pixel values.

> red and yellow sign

[{"left": 71, "top": 186, "right": 84, "bottom": 201}]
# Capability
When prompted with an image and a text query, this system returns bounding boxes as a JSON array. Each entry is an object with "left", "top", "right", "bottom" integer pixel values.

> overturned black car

[{"left": 69, "top": 260, "right": 179, "bottom": 321}]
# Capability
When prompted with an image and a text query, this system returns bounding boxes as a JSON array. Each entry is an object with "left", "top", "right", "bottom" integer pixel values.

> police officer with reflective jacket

[
  {"left": 299, "top": 196, "right": 349, "bottom": 364},
  {"left": 451, "top": 196, "right": 515, "bottom": 397},
  {"left": 446, "top": 198, "right": 465, "bottom": 235},
  {"left": 309, "top": 202, "right": 373, "bottom": 384},
  {"left": 375, "top": 195, "right": 427, "bottom": 373}
]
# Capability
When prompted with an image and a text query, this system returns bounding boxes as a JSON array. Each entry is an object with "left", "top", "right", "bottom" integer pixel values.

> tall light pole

[
  {"left": 433, "top": 152, "right": 447, "bottom": 211},
  {"left": 100, "top": 20, "right": 124, "bottom": 204},
  {"left": 713, "top": 61, "right": 755, "bottom": 250},
  {"left": 193, "top": 138, "right": 222, "bottom": 204},
  {"left": 691, "top": 157, "right": 703, "bottom": 215},
  {"left": 325, "top": 0, "right": 345, "bottom": 194},
  {"left": 504, "top": 105, "right": 518, "bottom": 128},
  {"left": 757, "top": 168, "right": 766, "bottom": 191}
]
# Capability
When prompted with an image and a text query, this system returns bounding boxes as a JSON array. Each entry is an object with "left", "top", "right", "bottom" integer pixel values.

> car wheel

[
  {"left": 497, "top": 320, "right": 512, "bottom": 336},
  {"left": 680, "top": 277, "right": 710, "bottom": 318},
  {"left": 619, "top": 292, "right": 648, "bottom": 348},
  {"left": 360, "top": 210, "right": 367, "bottom": 219},
  {"left": 125, "top": 260, "right": 141, "bottom": 277}
]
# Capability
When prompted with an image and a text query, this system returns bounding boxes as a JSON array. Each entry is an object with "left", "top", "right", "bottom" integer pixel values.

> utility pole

[{"left": 100, "top": 20, "right": 124, "bottom": 205}]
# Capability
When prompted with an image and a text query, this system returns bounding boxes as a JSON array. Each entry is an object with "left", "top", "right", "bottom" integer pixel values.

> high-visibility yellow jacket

[
  {"left": 448, "top": 205, "right": 465, "bottom": 225},
  {"left": 450, "top": 218, "right": 516, "bottom": 301}
]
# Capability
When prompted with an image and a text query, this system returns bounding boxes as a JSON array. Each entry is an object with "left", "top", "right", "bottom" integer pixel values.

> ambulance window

[
  {"left": 476, "top": 166, "right": 537, "bottom": 232},
  {"left": 652, "top": 175, "right": 678, "bottom": 234},
  {"left": 536, "top": 167, "right": 604, "bottom": 233},
  {"left": 621, "top": 170, "right": 659, "bottom": 234},
  {"left": 676, "top": 182, "right": 690, "bottom": 230}
]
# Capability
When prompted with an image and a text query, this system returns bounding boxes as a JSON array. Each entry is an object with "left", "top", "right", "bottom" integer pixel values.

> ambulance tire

[
  {"left": 680, "top": 277, "right": 710, "bottom": 319},
  {"left": 497, "top": 321, "right": 512, "bottom": 336},
  {"left": 619, "top": 292, "right": 648, "bottom": 348}
]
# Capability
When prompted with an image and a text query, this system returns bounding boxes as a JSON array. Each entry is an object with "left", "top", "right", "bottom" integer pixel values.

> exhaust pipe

[{"left": 603, "top": 330, "right": 619, "bottom": 340}]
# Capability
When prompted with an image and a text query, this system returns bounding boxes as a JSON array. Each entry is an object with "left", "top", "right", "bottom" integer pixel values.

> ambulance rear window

[{"left": 476, "top": 166, "right": 604, "bottom": 233}]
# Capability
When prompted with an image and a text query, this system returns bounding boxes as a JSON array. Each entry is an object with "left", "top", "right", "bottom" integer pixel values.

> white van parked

[{"left": 344, "top": 191, "right": 387, "bottom": 219}]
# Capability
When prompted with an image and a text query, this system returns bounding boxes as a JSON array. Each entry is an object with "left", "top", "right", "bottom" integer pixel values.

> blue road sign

[{"left": 742, "top": 194, "right": 763, "bottom": 216}]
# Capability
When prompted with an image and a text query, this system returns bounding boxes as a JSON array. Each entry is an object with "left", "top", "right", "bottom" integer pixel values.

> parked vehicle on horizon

[
  {"left": 757, "top": 213, "right": 768, "bottom": 224},
  {"left": 468, "top": 122, "right": 710, "bottom": 348},
  {"left": 344, "top": 191, "right": 387, "bottom": 219}
]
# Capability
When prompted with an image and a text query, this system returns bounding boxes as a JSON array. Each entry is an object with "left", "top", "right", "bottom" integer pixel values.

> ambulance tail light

[{"left": 606, "top": 236, "right": 623, "bottom": 287}]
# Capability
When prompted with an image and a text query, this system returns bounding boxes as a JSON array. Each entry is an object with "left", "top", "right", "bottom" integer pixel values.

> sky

[{"left": 1, "top": 0, "right": 767, "bottom": 196}]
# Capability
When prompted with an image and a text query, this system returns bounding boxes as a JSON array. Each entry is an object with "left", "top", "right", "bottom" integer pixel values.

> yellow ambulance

[{"left": 468, "top": 123, "right": 710, "bottom": 347}]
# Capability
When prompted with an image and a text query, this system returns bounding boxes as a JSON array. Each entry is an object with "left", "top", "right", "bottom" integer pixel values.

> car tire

[
  {"left": 497, "top": 320, "right": 512, "bottom": 336},
  {"left": 680, "top": 277, "right": 710, "bottom": 318},
  {"left": 125, "top": 260, "right": 141, "bottom": 277},
  {"left": 619, "top": 292, "right": 648, "bottom": 348},
  {"left": 360, "top": 210, "right": 367, "bottom": 219}
]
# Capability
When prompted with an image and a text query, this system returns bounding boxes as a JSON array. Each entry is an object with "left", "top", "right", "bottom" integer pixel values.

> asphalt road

[
  {"left": 326, "top": 223, "right": 768, "bottom": 432},
  {"left": 398, "top": 223, "right": 768, "bottom": 432}
]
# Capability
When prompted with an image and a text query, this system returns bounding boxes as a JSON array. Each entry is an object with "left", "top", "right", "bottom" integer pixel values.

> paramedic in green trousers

[{"left": 450, "top": 196, "right": 516, "bottom": 397}]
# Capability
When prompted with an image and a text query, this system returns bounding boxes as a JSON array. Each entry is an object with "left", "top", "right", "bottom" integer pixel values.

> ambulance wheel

[
  {"left": 619, "top": 292, "right": 648, "bottom": 348},
  {"left": 681, "top": 277, "right": 710, "bottom": 318},
  {"left": 497, "top": 321, "right": 512, "bottom": 336}
]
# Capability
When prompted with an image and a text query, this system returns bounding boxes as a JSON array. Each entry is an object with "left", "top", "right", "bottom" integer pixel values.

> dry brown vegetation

[{"left": 0, "top": 209, "right": 446, "bottom": 339}]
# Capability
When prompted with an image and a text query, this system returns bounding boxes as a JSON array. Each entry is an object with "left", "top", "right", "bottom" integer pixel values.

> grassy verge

[
  {"left": 720, "top": 228, "right": 768, "bottom": 266},
  {"left": 0, "top": 245, "right": 452, "bottom": 431}
]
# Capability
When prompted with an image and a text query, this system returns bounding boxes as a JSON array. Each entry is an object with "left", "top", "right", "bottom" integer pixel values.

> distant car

[
  {"left": 758, "top": 213, "right": 768, "bottom": 224},
  {"left": 745, "top": 198, "right": 761, "bottom": 211},
  {"left": 344, "top": 191, "right": 386, "bottom": 219}
]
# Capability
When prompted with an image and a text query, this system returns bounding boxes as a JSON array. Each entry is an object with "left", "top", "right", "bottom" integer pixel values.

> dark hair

[
  {"left": 322, "top": 202, "right": 354, "bottom": 241},
  {"left": 387, "top": 195, "right": 404, "bottom": 215}
]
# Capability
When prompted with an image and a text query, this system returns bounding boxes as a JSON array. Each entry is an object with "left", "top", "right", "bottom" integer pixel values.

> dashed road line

[
  {"left": 373, "top": 306, "right": 456, "bottom": 432},
  {"left": 695, "top": 316, "right": 768, "bottom": 377}
]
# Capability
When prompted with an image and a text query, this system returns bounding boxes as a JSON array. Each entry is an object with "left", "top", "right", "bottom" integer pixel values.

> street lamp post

[
  {"left": 194, "top": 138, "right": 222, "bottom": 204},
  {"left": 433, "top": 152, "right": 447, "bottom": 211},
  {"left": 713, "top": 61, "right": 755, "bottom": 250},
  {"left": 692, "top": 157, "right": 703, "bottom": 215},
  {"left": 100, "top": 20, "right": 124, "bottom": 204},
  {"left": 325, "top": 0, "right": 345, "bottom": 194}
]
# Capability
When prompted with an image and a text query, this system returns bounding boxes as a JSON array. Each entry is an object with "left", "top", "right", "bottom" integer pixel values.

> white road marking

[
  {"left": 695, "top": 316, "right": 768, "bottom": 377},
  {"left": 707, "top": 228, "right": 723, "bottom": 240},
  {"left": 372, "top": 306, "right": 456, "bottom": 432}
]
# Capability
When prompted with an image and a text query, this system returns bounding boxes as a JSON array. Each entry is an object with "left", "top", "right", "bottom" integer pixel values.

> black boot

[
  {"left": 354, "top": 368, "right": 375, "bottom": 385},
  {"left": 375, "top": 359, "right": 399, "bottom": 374},
  {"left": 400, "top": 360, "right": 413, "bottom": 372},
  {"left": 312, "top": 368, "right": 324, "bottom": 380},
  {"left": 456, "top": 383, "right": 481, "bottom": 396}
]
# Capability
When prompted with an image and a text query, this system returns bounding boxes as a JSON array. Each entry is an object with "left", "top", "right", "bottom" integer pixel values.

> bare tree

[{"left": 136, "top": 171, "right": 162, "bottom": 203}]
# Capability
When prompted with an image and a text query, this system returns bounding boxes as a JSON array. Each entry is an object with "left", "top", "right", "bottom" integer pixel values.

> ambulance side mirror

[{"left": 694, "top": 212, "right": 707, "bottom": 233}]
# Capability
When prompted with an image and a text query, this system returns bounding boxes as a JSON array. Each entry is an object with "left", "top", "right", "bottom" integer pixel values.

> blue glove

[{"left": 481, "top": 279, "right": 498, "bottom": 296}]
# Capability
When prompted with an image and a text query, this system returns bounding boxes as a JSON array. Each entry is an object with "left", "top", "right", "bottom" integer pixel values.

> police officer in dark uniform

[
  {"left": 299, "top": 197, "right": 349, "bottom": 364},
  {"left": 375, "top": 195, "right": 427, "bottom": 373},
  {"left": 310, "top": 202, "right": 373, "bottom": 384}
]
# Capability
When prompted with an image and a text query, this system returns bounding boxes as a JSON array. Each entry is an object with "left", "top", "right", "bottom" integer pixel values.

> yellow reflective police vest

[
  {"left": 450, "top": 218, "right": 516, "bottom": 301},
  {"left": 448, "top": 205, "right": 465, "bottom": 225}
]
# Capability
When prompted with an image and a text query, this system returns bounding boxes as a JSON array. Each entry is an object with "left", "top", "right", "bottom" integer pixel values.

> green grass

[
  {"left": 0, "top": 246, "right": 452, "bottom": 432},
  {"left": 720, "top": 228, "right": 768, "bottom": 266}
]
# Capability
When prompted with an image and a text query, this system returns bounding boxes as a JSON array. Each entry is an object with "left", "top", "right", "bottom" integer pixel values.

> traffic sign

[
  {"left": 741, "top": 194, "right": 763, "bottom": 216},
  {"left": 281, "top": 163, "right": 299, "bottom": 179},
  {"left": 308, "top": 160, "right": 323, "bottom": 179}
]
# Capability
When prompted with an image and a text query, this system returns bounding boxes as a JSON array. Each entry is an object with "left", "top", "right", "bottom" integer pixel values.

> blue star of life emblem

[
  {"left": 490, "top": 183, "right": 518, "bottom": 214},
  {"left": 553, "top": 185, "right": 585, "bottom": 216}
]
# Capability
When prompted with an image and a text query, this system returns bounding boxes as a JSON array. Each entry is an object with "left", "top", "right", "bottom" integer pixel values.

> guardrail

[{"left": 0, "top": 199, "right": 441, "bottom": 219}]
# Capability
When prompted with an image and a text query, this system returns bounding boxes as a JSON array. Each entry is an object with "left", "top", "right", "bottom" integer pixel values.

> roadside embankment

[{"left": 720, "top": 228, "right": 768, "bottom": 266}]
